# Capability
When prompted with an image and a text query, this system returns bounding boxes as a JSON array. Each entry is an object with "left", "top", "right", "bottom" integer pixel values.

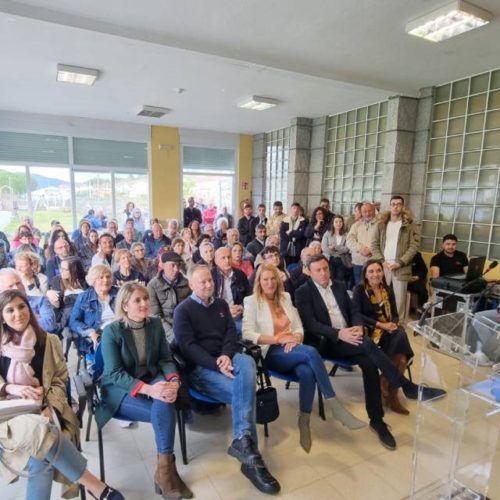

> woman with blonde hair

[
  {"left": 15, "top": 251, "right": 48, "bottom": 296},
  {"left": 97, "top": 282, "right": 192, "bottom": 499},
  {"left": 242, "top": 264, "right": 365, "bottom": 453},
  {"left": 112, "top": 249, "right": 145, "bottom": 287}
]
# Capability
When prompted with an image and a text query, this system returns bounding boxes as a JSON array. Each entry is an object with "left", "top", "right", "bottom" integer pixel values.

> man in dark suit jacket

[
  {"left": 183, "top": 197, "right": 202, "bottom": 228},
  {"left": 295, "top": 254, "right": 417, "bottom": 450},
  {"left": 237, "top": 203, "right": 256, "bottom": 247}
]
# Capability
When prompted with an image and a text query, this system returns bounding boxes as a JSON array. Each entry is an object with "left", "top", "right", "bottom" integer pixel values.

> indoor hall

[{"left": 0, "top": 1, "right": 499, "bottom": 499}]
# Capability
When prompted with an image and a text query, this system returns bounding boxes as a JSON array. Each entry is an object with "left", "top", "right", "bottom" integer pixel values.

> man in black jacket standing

[
  {"left": 237, "top": 203, "right": 256, "bottom": 247},
  {"left": 173, "top": 265, "right": 280, "bottom": 495},
  {"left": 183, "top": 196, "right": 202, "bottom": 228}
]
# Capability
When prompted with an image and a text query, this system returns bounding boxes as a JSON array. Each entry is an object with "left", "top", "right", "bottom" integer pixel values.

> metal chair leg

[
  {"left": 317, "top": 386, "right": 326, "bottom": 421},
  {"left": 177, "top": 409, "right": 188, "bottom": 465},
  {"left": 264, "top": 422, "right": 269, "bottom": 438},
  {"left": 285, "top": 381, "right": 291, "bottom": 389},
  {"left": 85, "top": 401, "right": 93, "bottom": 442},
  {"left": 98, "top": 428, "right": 105, "bottom": 482},
  {"left": 328, "top": 364, "right": 339, "bottom": 377}
]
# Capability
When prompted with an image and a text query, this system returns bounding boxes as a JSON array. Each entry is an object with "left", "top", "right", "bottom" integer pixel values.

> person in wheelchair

[{"left": 96, "top": 282, "right": 192, "bottom": 500}]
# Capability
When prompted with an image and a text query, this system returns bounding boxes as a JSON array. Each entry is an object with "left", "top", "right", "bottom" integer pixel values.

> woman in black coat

[
  {"left": 351, "top": 259, "right": 414, "bottom": 415},
  {"left": 304, "top": 206, "right": 329, "bottom": 246}
]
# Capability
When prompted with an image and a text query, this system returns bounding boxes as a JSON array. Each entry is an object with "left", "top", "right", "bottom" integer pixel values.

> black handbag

[{"left": 239, "top": 339, "right": 279, "bottom": 424}]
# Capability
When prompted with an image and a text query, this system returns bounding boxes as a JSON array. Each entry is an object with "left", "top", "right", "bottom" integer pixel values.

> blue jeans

[
  {"left": 25, "top": 433, "right": 87, "bottom": 500},
  {"left": 116, "top": 377, "right": 176, "bottom": 454},
  {"left": 353, "top": 265, "right": 363, "bottom": 287},
  {"left": 265, "top": 344, "right": 335, "bottom": 413},
  {"left": 188, "top": 353, "right": 257, "bottom": 443}
]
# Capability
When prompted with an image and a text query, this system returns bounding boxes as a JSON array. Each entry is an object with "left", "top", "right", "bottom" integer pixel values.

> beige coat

[
  {"left": 371, "top": 209, "right": 420, "bottom": 281},
  {"left": 0, "top": 334, "right": 80, "bottom": 497},
  {"left": 242, "top": 292, "right": 304, "bottom": 357}
]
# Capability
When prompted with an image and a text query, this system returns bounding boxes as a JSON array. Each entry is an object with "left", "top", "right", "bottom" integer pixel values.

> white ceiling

[{"left": 1, "top": 0, "right": 500, "bottom": 134}]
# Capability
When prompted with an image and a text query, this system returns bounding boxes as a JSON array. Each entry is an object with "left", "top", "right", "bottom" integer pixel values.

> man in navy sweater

[{"left": 173, "top": 265, "right": 280, "bottom": 495}]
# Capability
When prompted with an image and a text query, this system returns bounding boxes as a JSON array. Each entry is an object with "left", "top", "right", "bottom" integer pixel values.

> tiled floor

[{"left": 5, "top": 326, "right": 500, "bottom": 500}]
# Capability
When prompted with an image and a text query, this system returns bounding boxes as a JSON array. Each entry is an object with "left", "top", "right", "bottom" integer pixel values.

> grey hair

[
  {"left": 216, "top": 217, "right": 228, "bottom": 231},
  {"left": 131, "top": 242, "right": 145, "bottom": 252},
  {"left": 187, "top": 263, "right": 211, "bottom": 281},
  {"left": 86, "top": 264, "right": 112, "bottom": 287}
]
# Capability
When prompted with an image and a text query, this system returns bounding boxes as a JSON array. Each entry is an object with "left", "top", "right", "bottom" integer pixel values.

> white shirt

[
  {"left": 313, "top": 280, "right": 347, "bottom": 330},
  {"left": 384, "top": 220, "right": 402, "bottom": 262},
  {"left": 99, "top": 297, "right": 115, "bottom": 330},
  {"left": 222, "top": 271, "right": 234, "bottom": 307}
]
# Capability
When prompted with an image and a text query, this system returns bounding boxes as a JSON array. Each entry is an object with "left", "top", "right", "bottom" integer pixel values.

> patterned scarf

[
  {"left": 1, "top": 325, "right": 40, "bottom": 387},
  {"left": 366, "top": 286, "right": 392, "bottom": 344}
]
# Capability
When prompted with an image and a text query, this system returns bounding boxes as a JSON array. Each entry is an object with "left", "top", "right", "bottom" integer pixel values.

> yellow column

[
  {"left": 237, "top": 134, "right": 253, "bottom": 216},
  {"left": 149, "top": 126, "right": 181, "bottom": 225}
]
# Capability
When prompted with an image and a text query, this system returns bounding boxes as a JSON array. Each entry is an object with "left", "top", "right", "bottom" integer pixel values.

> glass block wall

[
  {"left": 264, "top": 127, "right": 289, "bottom": 209},
  {"left": 323, "top": 101, "right": 387, "bottom": 216},
  {"left": 421, "top": 68, "right": 500, "bottom": 260}
]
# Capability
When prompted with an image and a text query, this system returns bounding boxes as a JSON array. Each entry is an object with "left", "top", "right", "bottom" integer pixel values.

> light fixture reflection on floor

[
  {"left": 406, "top": 0, "right": 492, "bottom": 42},
  {"left": 238, "top": 96, "right": 279, "bottom": 111},
  {"left": 56, "top": 64, "right": 99, "bottom": 85}
]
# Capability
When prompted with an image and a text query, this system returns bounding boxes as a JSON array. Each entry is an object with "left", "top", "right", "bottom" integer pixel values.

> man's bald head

[{"left": 0, "top": 268, "right": 26, "bottom": 293}]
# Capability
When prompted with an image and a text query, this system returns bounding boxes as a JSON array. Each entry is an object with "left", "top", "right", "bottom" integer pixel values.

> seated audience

[
  {"left": 166, "top": 219, "right": 180, "bottom": 241},
  {"left": 130, "top": 207, "right": 147, "bottom": 238},
  {"left": 173, "top": 265, "right": 280, "bottom": 494},
  {"left": 243, "top": 264, "right": 365, "bottom": 453},
  {"left": 47, "top": 256, "right": 87, "bottom": 332},
  {"left": 106, "top": 219, "right": 123, "bottom": 245},
  {"left": 196, "top": 241, "right": 215, "bottom": 269},
  {"left": 213, "top": 217, "right": 229, "bottom": 249},
  {"left": 0, "top": 268, "right": 56, "bottom": 334},
  {"left": 91, "top": 233, "right": 115, "bottom": 269},
  {"left": 430, "top": 234, "right": 468, "bottom": 278},
  {"left": 15, "top": 251, "right": 48, "bottom": 296},
  {"left": 113, "top": 249, "right": 145, "bottom": 287},
  {"left": 115, "top": 226, "right": 137, "bottom": 251},
  {"left": 144, "top": 223, "right": 171, "bottom": 259},
  {"left": 147, "top": 252, "right": 190, "bottom": 342},
  {"left": 0, "top": 289, "right": 123, "bottom": 500},
  {"left": 217, "top": 206, "right": 234, "bottom": 228},
  {"left": 352, "top": 259, "right": 445, "bottom": 414},
  {"left": 188, "top": 219, "right": 202, "bottom": 242},
  {"left": 11, "top": 224, "right": 41, "bottom": 251},
  {"left": 46, "top": 237, "right": 72, "bottom": 280},
  {"left": 96, "top": 283, "right": 192, "bottom": 499},
  {"left": 181, "top": 227, "right": 197, "bottom": 255},
  {"left": 69, "top": 264, "right": 117, "bottom": 360},
  {"left": 304, "top": 206, "right": 329, "bottom": 246},
  {"left": 212, "top": 247, "right": 251, "bottom": 334},
  {"left": 45, "top": 227, "right": 75, "bottom": 262},
  {"left": 226, "top": 228, "right": 240, "bottom": 248},
  {"left": 130, "top": 242, "right": 157, "bottom": 284},
  {"left": 246, "top": 224, "right": 266, "bottom": 260},
  {"left": 407, "top": 251, "right": 429, "bottom": 311},
  {"left": 321, "top": 215, "right": 352, "bottom": 287},
  {"left": 288, "top": 246, "right": 315, "bottom": 296},
  {"left": 230, "top": 242, "right": 253, "bottom": 278}
]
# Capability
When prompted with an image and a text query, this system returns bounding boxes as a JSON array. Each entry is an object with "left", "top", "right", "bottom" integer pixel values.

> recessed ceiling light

[
  {"left": 406, "top": 0, "right": 492, "bottom": 42},
  {"left": 137, "top": 105, "right": 170, "bottom": 118},
  {"left": 56, "top": 64, "right": 99, "bottom": 85},
  {"left": 238, "top": 96, "right": 279, "bottom": 111}
]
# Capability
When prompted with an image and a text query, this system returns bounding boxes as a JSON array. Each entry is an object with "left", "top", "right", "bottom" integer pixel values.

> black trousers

[{"left": 312, "top": 336, "right": 405, "bottom": 422}]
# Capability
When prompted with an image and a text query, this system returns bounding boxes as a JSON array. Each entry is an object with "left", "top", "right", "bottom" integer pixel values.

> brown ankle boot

[
  {"left": 380, "top": 375, "right": 390, "bottom": 405},
  {"left": 386, "top": 388, "right": 410, "bottom": 415},
  {"left": 172, "top": 454, "right": 193, "bottom": 499},
  {"left": 154, "top": 453, "right": 182, "bottom": 499}
]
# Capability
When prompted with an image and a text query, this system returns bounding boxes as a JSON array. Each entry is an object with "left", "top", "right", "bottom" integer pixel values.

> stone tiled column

[
  {"left": 251, "top": 133, "right": 266, "bottom": 208},
  {"left": 381, "top": 96, "right": 419, "bottom": 210},
  {"left": 287, "top": 117, "right": 312, "bottom": 209},
  {"left": 409, "top": 87, "right": 434, "bottom": 221},
  {"left": 307, "top": 116, "right": 327, "bottom": 214}
]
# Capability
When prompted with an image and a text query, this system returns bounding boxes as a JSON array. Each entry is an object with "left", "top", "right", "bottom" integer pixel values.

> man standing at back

[
  {"left": 372, "top": 196, "right": 419, "bottom": 321},
  {"left": 173, "top": 265, "right": 280, "bottom": 495},
  {"left": 183, "top": 196, "right": 202, "bottom": 228},
  {"left": 346, "top": 202, "right": 378, "bottom": 286},
  {"left": 237, "top": 203, "right": 256, "bottom": 247},
  {"left": 266, "top": 201, "right": 286, "bottom": 236}
]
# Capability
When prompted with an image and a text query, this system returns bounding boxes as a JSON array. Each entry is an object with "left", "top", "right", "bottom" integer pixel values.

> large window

[
  {"left": 421, "top": 69, "right": 500, "bottom": 260},
  {"left": 264, "top": 128, "right": 289, "bottom": 209},
  {"left": 0, "top": 133, "right": 149, "bottom": 236},
  {"left": 323, "top": 102, "right": 387, "bottom": 216}
]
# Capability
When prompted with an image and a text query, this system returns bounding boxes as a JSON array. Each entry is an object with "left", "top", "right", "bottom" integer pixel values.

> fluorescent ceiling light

[
  {"left": 406, "top": 0, "right": 492, "bottom": 42},
  {"left": 238, "top": 96, "right": 279, "bottom": 111},
  {"left": 56, "top": 64, "right": 99, "bottom": 85}
]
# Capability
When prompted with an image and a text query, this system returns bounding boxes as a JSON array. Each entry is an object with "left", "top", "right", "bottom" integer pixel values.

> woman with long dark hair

[
  {"left": 321, "top": 215, "right": 352, "bottom": 287},
  {"left": 0, "top": 290, "right": 123, "bottom": 499},
  {"left": 304, "top": 206, "right": 329, "bottom": 246}
]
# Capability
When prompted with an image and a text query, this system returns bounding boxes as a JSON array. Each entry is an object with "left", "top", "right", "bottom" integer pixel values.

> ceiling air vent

[{"left": 137, "top": 105, "right": 170, "bottom": 118}]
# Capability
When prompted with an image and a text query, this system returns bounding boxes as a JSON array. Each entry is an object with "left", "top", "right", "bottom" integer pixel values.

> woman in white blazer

[{"left": 242, "top": 264, "right": 365, "bottom": 453}]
